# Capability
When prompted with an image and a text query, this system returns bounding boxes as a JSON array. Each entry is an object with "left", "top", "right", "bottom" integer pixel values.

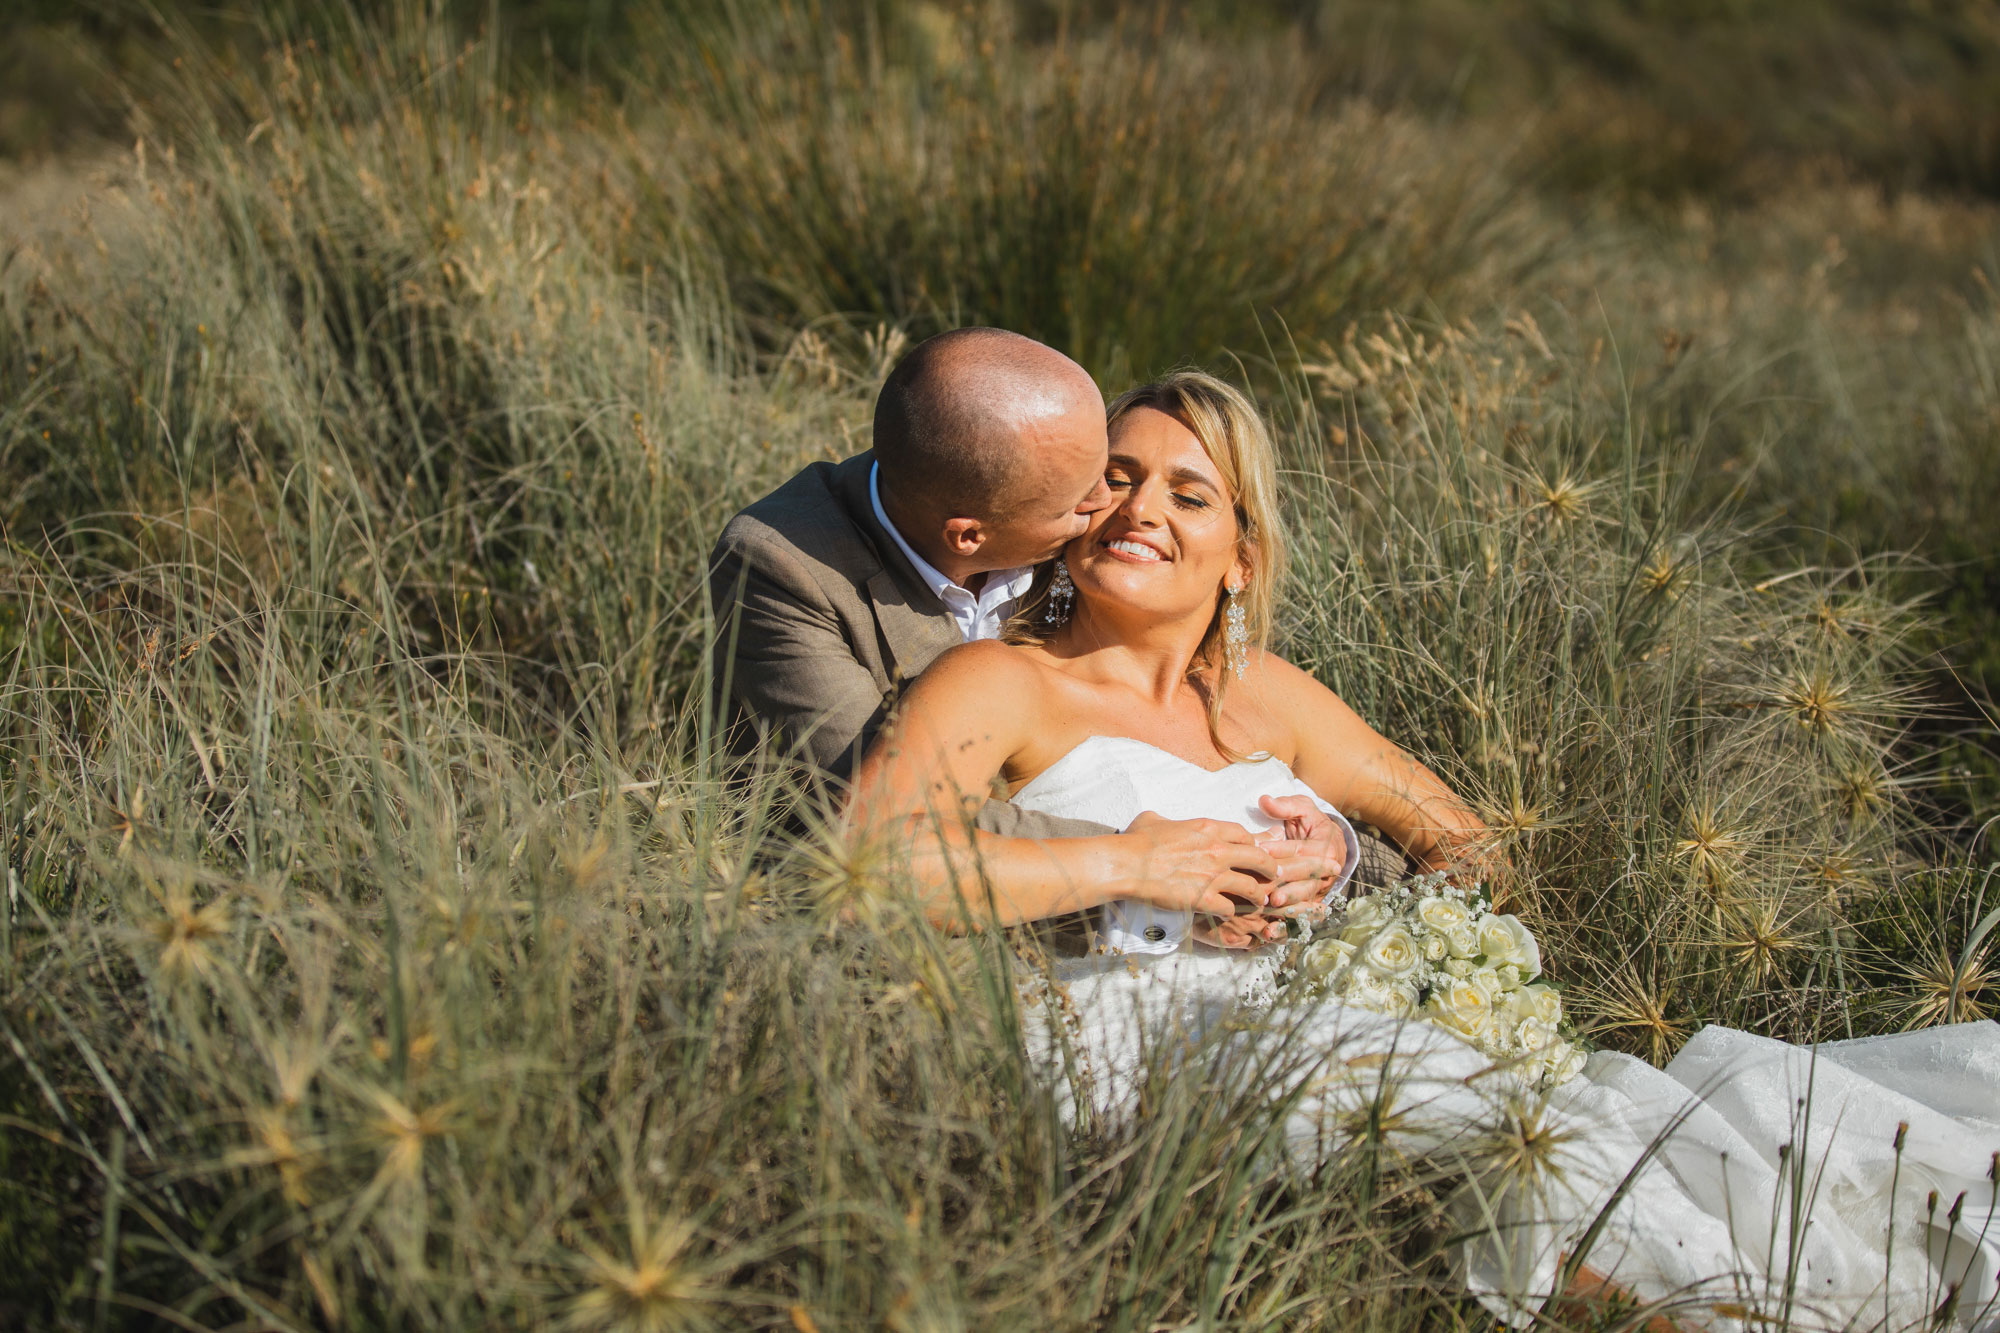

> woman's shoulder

[
  {"left": 912, "top": 638, "right": 1050, "bottom": 699},
  {"left": 1241, "top": 648, "right": 1323, "bottom": 699},
  {"left": 1228, "top": 650, "right": 1345, "bottom": 759}
]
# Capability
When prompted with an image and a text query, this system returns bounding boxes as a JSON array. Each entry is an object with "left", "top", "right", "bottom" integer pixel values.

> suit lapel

[
  {"left": 866, "top": 567, "right": 964, "bottom": 684},
  {"left": 828, "top": 452, "right": 964, "bottom": 682}
]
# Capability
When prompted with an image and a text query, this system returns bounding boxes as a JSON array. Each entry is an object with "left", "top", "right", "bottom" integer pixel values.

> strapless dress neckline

[
  {"left": 1014, "top": 734, "right": 1292, "bottom": 799},
  {"left": 1009, "top": 733, "right": 1358, "bottom": 957}
]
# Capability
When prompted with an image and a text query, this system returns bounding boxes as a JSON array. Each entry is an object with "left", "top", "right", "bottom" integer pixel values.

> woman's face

[{"left": 1067, "top": 405, "right": 1248, "bottom": 625}]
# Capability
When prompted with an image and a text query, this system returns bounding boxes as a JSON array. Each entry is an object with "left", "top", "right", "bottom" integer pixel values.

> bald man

[
  {"left": 709, "top": 328, "right": 1350, "bottom": 934},
  {"left": 710, "top": 327, "right": 1112, "bottom": 789}
]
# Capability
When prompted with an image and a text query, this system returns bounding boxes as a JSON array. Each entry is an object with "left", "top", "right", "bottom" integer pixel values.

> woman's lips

[{"left": 1103, "top": 536, "right": 1169, "bottom": 563}]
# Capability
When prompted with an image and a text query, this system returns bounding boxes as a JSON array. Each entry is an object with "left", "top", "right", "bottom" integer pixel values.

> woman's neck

[{"left": 1054, "top": 599, "right": 1212, "bottom": 702}]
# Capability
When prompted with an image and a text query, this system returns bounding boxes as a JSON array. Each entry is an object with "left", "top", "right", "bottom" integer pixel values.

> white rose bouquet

[{"left": 1290, "top": 873, "right": 1586, "bottom": 1088}]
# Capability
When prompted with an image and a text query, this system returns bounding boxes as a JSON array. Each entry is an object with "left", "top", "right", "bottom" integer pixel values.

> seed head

[
  {"left": 1898, "top": 948, "right": 1995, "bottom": 1027},
  {"left": 365, "top": 1089, "right": 456, "bottom": 1183},
  {"left": 1720, "top": 900, "right": 1802, "bottom": 983},
  {"left": 1527, "top": 469, "right": 1598, "bottom": 525},
  {"left": 564, "top": 1214, "right": 718, "bottom": 1333},
  {"left": 1587, "top": 969, "right": 1691, "bottom": 1064},
  {"left": 140, "top": 890, "right": 231, "bottom": 983},
  {"left": 1674, "top": 801, "right": 1747, "bottom": 891},
  {"left": 1777, "top": 670, "right": 1853, "bottom": 738}
]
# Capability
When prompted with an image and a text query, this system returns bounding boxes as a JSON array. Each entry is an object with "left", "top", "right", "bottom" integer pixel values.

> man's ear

[{"left": 941, "top": 516, "right": 987, "bottom": 558}]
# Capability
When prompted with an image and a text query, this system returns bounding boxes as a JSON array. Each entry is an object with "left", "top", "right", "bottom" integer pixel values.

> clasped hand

[{"left": 1119, "top": 795, "right": 1349, "bottom": 950}]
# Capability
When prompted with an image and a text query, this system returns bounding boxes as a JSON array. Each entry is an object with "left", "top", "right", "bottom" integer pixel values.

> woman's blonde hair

[{"left": 1011, "top": 369, "right": 1287, "bottom": 759}]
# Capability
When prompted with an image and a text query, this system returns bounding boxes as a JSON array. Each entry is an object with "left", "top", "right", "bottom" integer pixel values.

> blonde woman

[
  {"left": 848, "top": 370, "right": 2000, "bottom": 1330},
  {"left": 850, "top": 370, "right": 1487, "bottom": 950}
]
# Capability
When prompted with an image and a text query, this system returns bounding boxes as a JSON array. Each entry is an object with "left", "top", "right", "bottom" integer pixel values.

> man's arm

[
  {"left": 973, "top": 799, "right": 1113, "bottom": 840},
  {"left": 709, "top": 528, "right": 891, "bottom": 779}
]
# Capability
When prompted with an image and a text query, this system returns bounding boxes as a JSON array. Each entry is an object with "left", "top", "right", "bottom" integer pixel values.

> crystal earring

[
  {"left": 1044, "top": 558, "right": 1075, "bottom": 626},
  {"left": 1223, "top": 584, "right": 1249, "bottom": 679}
]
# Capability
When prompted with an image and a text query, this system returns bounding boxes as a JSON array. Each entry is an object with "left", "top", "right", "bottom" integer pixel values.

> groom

[{"left": 708, "top": 327, "right": 1364, "bottom": 939}]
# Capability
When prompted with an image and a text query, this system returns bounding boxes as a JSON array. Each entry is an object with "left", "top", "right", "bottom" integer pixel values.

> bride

[{"left": 846, "top": 370, "right": 2000, "bottom": 1330}]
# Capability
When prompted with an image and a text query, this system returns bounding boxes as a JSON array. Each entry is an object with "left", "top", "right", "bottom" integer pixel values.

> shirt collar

[{"left": 869, "top": 461, "right": 1032, "bottom": 607}]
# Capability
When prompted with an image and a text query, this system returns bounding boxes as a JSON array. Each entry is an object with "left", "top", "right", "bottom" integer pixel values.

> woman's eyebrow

[
  {"left": 1166, "top": 465, "right": 1221, "bottom": 491},
  {"left": 1105, "top": 453, "right": 1221, "bottom": 492}
]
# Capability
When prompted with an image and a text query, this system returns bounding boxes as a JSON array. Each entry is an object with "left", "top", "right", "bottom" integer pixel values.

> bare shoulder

[
  {"left": 1229, "top": 650, "right": 1359, "bottom": 760},
  {"left": 923, "top": 638, "right": 1039, "bottom": 681},
  {"left": 881, "top": 640, "right": 1049, "bottom": 773},
  {"left": 901, "top": 639, "right": 1048, "bottom": 712},
  {"left": 1242, "top": 649, "right": 1334, "bottom": 705}
]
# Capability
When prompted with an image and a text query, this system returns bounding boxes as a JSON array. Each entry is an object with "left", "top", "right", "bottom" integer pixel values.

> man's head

[{"left": 872, "top": 327, "right": 1111, "bottom": 581}]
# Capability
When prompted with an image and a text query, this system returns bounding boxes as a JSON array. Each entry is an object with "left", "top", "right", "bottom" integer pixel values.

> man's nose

[{"left": 1076, "top": 475, "right": 1113, "bottom": 514}]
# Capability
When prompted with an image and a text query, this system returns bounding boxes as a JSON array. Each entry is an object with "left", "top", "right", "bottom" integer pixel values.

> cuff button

[{"left": 1143, "top": 925, "right": 1167, "bottom": 942}]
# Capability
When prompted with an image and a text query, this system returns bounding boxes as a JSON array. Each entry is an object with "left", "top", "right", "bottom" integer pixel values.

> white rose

[
  {"left": 1304, "top": 936, "right": 1358, "bottom": 981},
  {"left": 1518, "top": 982, "right": 1562, "bottom": 1025},
  {"left": 1424, "top": 978, "right": 1495, "bottom": 1043},
  {"left": 1446, "top": 922, "right": 1480, "bottom": 959},
  {"left": 1343, "top": 894, "right": 1392, "bottom": 930},
  {"left": 1443, "top": 957, "right": 1474, "bottom": 978},
  {"left": 1468, "top": 966, "right": 1504, "bottom": 1002},
  {"left": 1363, "top": 924, "right": 1422, "bottom": 981},
  {"left": 1422, "top": 932, "right": 1449, "bottom": 962},
  {"left": 1496, "top": 963, "right": 1523, "bottom": 990},
  {"left": 1515, "top": 1016, "right": 1558, "bottom": 1055},
  {"left": 1524, "top": 1034, "right": 1585, "bottom": 1086},
  {"left": 1416, "top": 896, "right": 1471, "bottom": 933},
  {"left": 1476, "top": 913, "right": 1541, "bottom": 974},
  {"left": 1338, "top": 968, "right": 1408, "bottom": 1016}
]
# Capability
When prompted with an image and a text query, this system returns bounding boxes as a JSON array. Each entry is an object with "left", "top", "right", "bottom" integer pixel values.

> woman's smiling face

[{"left": 1068, "top": 404, "right": 1248, "bottom": 623}]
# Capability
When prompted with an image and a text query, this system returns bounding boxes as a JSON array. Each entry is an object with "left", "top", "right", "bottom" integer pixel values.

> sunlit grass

[{"left": 0, "top": 1, "right": 1996, "bottom": 1328}]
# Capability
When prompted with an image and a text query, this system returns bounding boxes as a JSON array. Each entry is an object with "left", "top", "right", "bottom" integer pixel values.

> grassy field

[{"left": 3, "top": 1, "right": 1998, "bottom": 1328}]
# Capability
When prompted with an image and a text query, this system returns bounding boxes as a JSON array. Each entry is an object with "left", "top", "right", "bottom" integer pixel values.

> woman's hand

[
  {"left": 1193, "top": 796, "right": 1349, "bottom": 949},
  {"left": 1257, "top": 794, "right": 1349, "bottom": 910},
  {"left": 1106, "top": 812, "right": 1282, "bottom": 919},
  {"left": 1195, "top": 915, "right": 1288, "bottom": 950}
]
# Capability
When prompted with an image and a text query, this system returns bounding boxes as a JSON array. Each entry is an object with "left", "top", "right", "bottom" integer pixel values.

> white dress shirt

[{"left": 870, "top": 462, "right": 1033, "bottom": 642}]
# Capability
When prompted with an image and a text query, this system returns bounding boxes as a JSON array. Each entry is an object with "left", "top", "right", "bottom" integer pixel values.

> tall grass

[
  {"left": 627, "top": 4, "right": 1537, "bottom": 382},
  {"left": 2, "top": 1, "right": 1997, "bottom": 1328}
]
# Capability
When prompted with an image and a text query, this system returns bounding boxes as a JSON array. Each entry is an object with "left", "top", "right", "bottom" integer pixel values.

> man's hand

[
  {"left": 1194, "top": 796, "right": 1350, "bottom": 950},
  {"left": 1108, "top": 812, "right": 1281, "bottom": 919}
]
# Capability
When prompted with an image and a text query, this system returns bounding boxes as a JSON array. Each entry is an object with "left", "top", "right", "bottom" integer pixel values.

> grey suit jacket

[{"left": 708, "top": 450, "right": 1107, "bottom": 840}]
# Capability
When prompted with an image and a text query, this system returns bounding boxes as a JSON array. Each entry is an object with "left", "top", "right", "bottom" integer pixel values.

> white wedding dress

[{"left": 1012, "top": 736, "right": 2000, "bottom": 1331}]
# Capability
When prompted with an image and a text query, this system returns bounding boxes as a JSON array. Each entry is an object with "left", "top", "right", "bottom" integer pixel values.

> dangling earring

[
  {"left": 1223, "top": 584, "right": 1249, "bottom": 679},
  {"left": 1044, "top": 558, "right": 1075, "bottom": 626}
]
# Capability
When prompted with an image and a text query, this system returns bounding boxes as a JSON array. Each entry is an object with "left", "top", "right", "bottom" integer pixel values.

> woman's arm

[
  {"left": 1254, "top": 654, "right": 1490, "bottom": 874},
  {"left": 847, "top": 642, "right": 1282, "bottom": 930}
]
